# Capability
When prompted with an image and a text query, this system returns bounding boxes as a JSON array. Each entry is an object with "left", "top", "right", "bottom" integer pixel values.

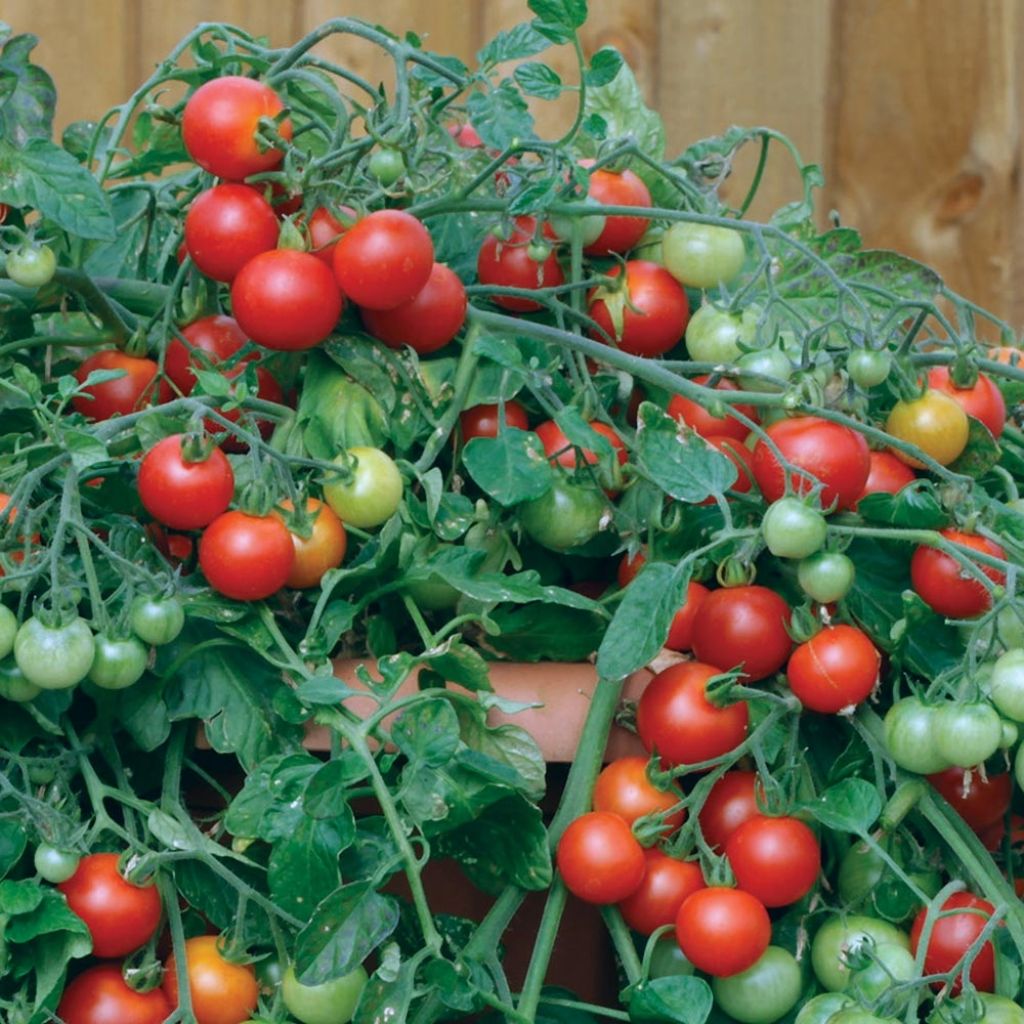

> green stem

[{"left": 601, "top": 906, "right": 643, "bottom": 984}]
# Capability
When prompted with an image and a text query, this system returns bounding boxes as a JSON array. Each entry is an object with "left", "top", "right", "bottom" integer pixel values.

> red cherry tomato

[
  {"left": 477, "top": 216, "right": 565, "bottom": 312},
  {"left": 636, "top": 662, "right": 749, "bottom": 769},
  {"left": 910, "top": 892, "right": 997, "bottom": 992},
  {"left": 307, "top": 205, "right": 356, "bottom": 266},
  {"left": 333, "top": 209, "right": 434, "bottom": 310},
  {"left": 362, "top": 263, "right": 467, "bottom": 354},
  {"left": 698, "top": 771, "right": 764, "bottom": 850},
  {"left": 449, "top": 122, "right": 483, "bottom": 148},
  {"left": 618, "top": 849, "right": 705, "bottom": 935},
  {"left": 928, "top": 768, "right": 1013, "bottom": 832},
  {"left": 751, "top": 416, "right": 870, "bottom": 512},
  {"left": 668, "top": 377, "right": 758, "bottom": 441},
  {"left": 588, "top": 260, "right": 689, "bottom": 357},
  {"left": 72, "top": 350, "right": 170, "bottom": 421},
  {"left": 675, "top": 887, "right": 771, "bottom": 978},
  {"left": 725, "top": 815, "right": 821, "bottom": 907},
  {"left": 460, "top": 401, "right": 529, "bottom": 440},
  {"left": 617, "top": 550, "right": 645, "bottom": 588},
  {"left": 910, "top": 529, "right": 1006, "bottom": 619},
  {"left": 138, "top": 435, "right": 235, "bottom": 531},
  {"left": 57, "top": 853, "right": 162, "bottom": 958},
  {"left": 593, "top": 756, "right": 684, "bottom": 831},
  {"left": 691, "top": 586, "right": 792, "bottom": 682},
  {"left": 927, "top": 366, "right": 1007, "bottom": 438},
  {"left": 534, "top": 419, "right": 627, "bottom": 470},
  {"left": 166, "top": 315, "right": 249, "bottom": 395},
  {"left": 556, "top": 811, "right": 646, "bottom": 904},
  {"left": 856, "top": 450, "right": 916, "bottom": 507},
  {"left": 786, "top": 624, "right": 880, "bottom": 714},
  {"left": 582, "top": 163, "right": 652, "bottom": 255},
  {"left": 182, "top": 76, "right": 291, "bottom": 181},
  {"left": 184, "top": 184, "right": 279, "bottom": 283},
  {"left": 665, "top": 581, "right": 710, "bottom": 652},
  {"left": 198, "top": 511, "right": 295, "bottom": 601},
  {"left": 57, "top": 964, "right": 171, "bottom": 1024}
]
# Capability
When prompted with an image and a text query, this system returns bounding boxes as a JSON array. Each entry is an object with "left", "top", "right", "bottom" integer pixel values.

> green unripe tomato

[
  {"left": 5, "top": 243, "right": 57, "bottom": 288},
  {"left": 34, "top": 844, "right": 80, "bottom": 884},
  {"left": 519, "top": 479, "right": 605, "bottom": 552},
  {"left": 130, "top": 596, "right": 185, "bottom": 646},
  {"left": 368, "top": 147, "right": 405, "bottom": 185},
  {"left": 846, "top": 942, "right": 917, "bottom": 1012},
  {"left": 549, "top": 200, "right": 607, "bottom": 247},
  {"left": 847, "top": 349, "right": 892, "bottom": 388},
  {"left": 737, "top": 348, "right": 792, "bottom": 392},
  {"left": 932, "top": 701, "right": 1003, "bottom": 768},
  {"left": 827, "top": 1012, "right": 900, "bottom": 1024},
  {"left": 281, "top": 965, "right": 368, "bottom": 1024},
  {"left": 0, "top": 604, "right": 17, "bottom": 660},
  {"left": 931, "top": 994, "right": 1024, "bottom": 1024},
  {"left": 405, "top": 575, "right": 461, "bottom": 611},
  {"left": 14, "top": 616, "right": 95, "bottom": 690},
  {"left": 684, "top": 304, "right": 758, "bottom": 364},
  {"left": 0, "top": 657, "right": 41, "bottom": 702},
  {"left": 762, "top": 498, "right": 827, "bottom": 559},
  {"left": 794, "top": 993, "right": 854, "bottom": 1024},
  {"left": 527, "top": 241, "right": 553, "bottom": 263},
  {"left": 883, "top": 697, "right": 950, "bottom": 774},
  {"left": 797, "top": 552, "right": 855, "bottom": 603},
  {"left": 810, "top": 915, "right": 910, "bottom": 992},
  {"left": 987, "top": 648, "right": 1024, "bottom": 722},
  {"left": 711, "top": 946, "right": 802, "bottom": 1024},
  {"left": 88, "top": 634, "right": 149, "bottom": 690},
  {"left": 323, "top": 447, "right": 404, "bottom": 529},
  {"left": 662, "top": 222, "right": 746, "bottom": 289}
]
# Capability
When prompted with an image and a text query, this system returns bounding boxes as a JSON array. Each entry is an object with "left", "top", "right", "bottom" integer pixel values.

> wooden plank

[
  {"left": 658, "top": 0, "right": 833, "bottom": 220},
  {"left": 826, "top": 0, "right": 1021, "bottom": 330}
]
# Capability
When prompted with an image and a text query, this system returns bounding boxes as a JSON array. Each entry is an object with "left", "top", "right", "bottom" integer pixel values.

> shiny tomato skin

[
  {"left": 182, "top": 76, "right": 291, "bottom": 181},
  {"left": 617, "top": 550, "right": 645, "bottom": 588},
  {"left": 535, "top": 419, "right": 627, "bottom": 470},
  {"left": 166, "top": 315, "right": 249, "bottom": 395},
  {"left": 698, "top": 771, "right": 763, "bottom": 851},
  {"left": 307, "top": 205, "right": 356, "bottom": 266},
  {"left": 691, "top": 586, "right": 792, "bottom": 683},
  {"left": 274, "top": 498, "right": 347, "bottom": 589},
  {"left": 361, "top": 262, "right": 467, "bottom": 354},
  {"left": 665, "top": 581, "right": 710, "bottom": 651},
  {"left": 333, "top": 209, "right": 434, "bottom": 310},
  {"left": 636, "top": 661, "right": 749, "bottom": 769},
  {"left": 138, "top": 435, "right": 235, "bottom": 531},
  {"left": 588, "top": 260, "right": 689, "bottom": 357},
  {"left": 198, "top": 511, "right": 295, "bottom": 601},
  {"left": 668, "top": 377, "right": 757, "bottom": 441},
  {"left": 751, "top": 416, "right": 870, "bottom": 512},
  {"left": 725, "top": 815, "right": 821, "bottom": 907},
  {"left": 927, "top": 366, "right": 1007, "bottom": 438},
  {"left": 927, "top": 768, "right": 1012, "bottom": 831},
  {"left": 477, "top": 216, "right": 564, "bottom": 312},
  {"left": 231, "top": 249, "right": 343, "bottom": 350},
  {"left": 163, "top": 934, "right": 260, "bottom": 1024},
  {"left": 72, "top": 351, "right": 170, "bottom": 421},
  {"left": 619, "top": 849, "right": 705, "bottom": 935},
  {"left": 786, "top": 625, "right": 880, "bottom": 714},
  {"left": 910, "top": 892, "right": 997, "bottom": 992},
  {"left": 57, "top": 964, "right": 171, "bottom": 1024},
  {"left": 886, "top": 389, "right": 969, "bottom": 468},
  {"left": 582, "top": 164, "right": 652, "bottom": 255},
  {"left": 592, "top": 756, "right": 684, "bottom": 831},
  {"left": 184, "top": 184, "right": 279, "bottom": 282},
  {"left": 556, "top": 811, "right": 646, "bottom": 904},
  {"left": 675, "top": 887, "right": 771, "bottom": 978},
  {"left": 459, "top": 401, "right": 529, "bottom": 440},
  {"left": 856, "top": 450, "right": 916, "bottom": 506},
  {"left": 57, "top": 853, "right": 162, "bottom": 958},
  {"left": 910, "top": 529, "right": 1005, "bottom": 619}
]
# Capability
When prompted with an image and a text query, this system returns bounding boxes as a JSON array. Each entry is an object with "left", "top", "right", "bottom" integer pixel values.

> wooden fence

[{"left": 6, "top": 0, "right": 1023, "bottom": 332}]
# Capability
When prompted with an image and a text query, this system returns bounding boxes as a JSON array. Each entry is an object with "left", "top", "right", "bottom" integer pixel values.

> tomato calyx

[
  {"left": 276, "top": 216, "right": 307, "bottom": 251},
  {"left": 716, "top": 557, "right": 756, "bottom": 588}
]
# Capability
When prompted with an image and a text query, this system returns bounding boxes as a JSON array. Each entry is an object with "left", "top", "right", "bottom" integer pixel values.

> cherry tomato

[
  {"left": 674, "top": 886, "right": 771, "bottom": 977},
  {"left": 519, "top": 479, "right": 605, "bottom": 551},
  {"left": 0, "top": 604, "right": 15, "bottom": 661},
  {"left": 165, "top": 315, "right": 249, "bottom": 395},
  {"left": 362, "top": 262, "right": 467, "bottom": 354},
  {"left": 34, "top": 844, "right": 80, "bottom": 884},
  {"left": 751, "top": 416, "right": 870, "bottom": 512},
  {"left": 368, "top": 147, "right": 405, "bottom": 184},
  {"left": 592, "top": 756, "right": 684, "bottom": 831},
  {"left": 636, "top": 661, "right": 749, "bottom": 769},
  {"left": 14, "top": 616, "right": 95, "bottom": 690},
  {"left": 307, "top": 205, "right": 356, "bottom": 266},
  {"left": 668, "top": 376, "right": 757, "bottom": 440},
  {"left": 5, "top": 243, "right": 56, "bottom": 287},
  {"left": 274, "top": 498, "right": 347, "bottom": 589},
  {"left": 163, "top": 934, "right": 260, "bottom": 1024},
  {"left": 282, "top": 965, "right": 368, "bottom": 1024},
  {"left": 811, "top": 915, "right": 911, "bottom": 992},
  {"left": 556, "top": 811, "right": 646, "bottom": 904},
  {"left": 477, "top": 216, "right": 565, "bottom": 312},
  {"left": 797, "top": 551, "right": 856, "bottom": 604},
  {"left": 449, "top": 122, "right": 483, "bottom": 148},
  {"left": 927, "top": 767, "right": 1011, "bottom": 831},
  {"left": 691, "top": 585, "right": 791, "bottom": 683},
  {"left": 617, "top": 550, "right": 646, "bottom": 588},
  {"left": 665, "top": 581, "right": 710, "bottom": 651},
  {"left": 58, "top": 852, "right": 162, "bottom": 958},
  {"left": 927, "top": 366, "right": 1006, "bottom": 438},
  {"left": 684, "top": 305, "right": 757, "bottom": 363},
  {"left": 138, "top": 435, "right": 235, "bottom": 530},
  {"left": 72, "top": 350, "right": 170, "bottom": 421},
  {"left": 460, "top": 401, "right": 529, "bottom": 440},
  {"left": 184, "top": 184, "right": 279, "bottom": 282},
  {"left": 662, "top": 222, "right": 746, "bottom": 289},
  {"left": 910, "top": 892, "right": 996, "bottom": 992},
  {"left": 618, "top": 849, "right": 705, "bottom": 935},
  {"left": 88, "top": 634, "right": 149, "bottom": 690},
  {"left": 989, "top": 648, "right": 1024, "bottom": 722},
  {"left": 698, "top": 771, "right": 763, "bottom": 850},
  {"left": 582, "top": 164, "right": 652, "bottom": 255},
  {"left": 548, "top": 200, "right": 607, "bottom": 246},
  {"left": 231, "top": 249, "right": 343, "bottom": 350},
  {"left": 323, "top": 447, "right": 404, "bottom": 529},
  {"left": 711, "top": 946, "right": 802, "bottom": 1024},
  {"left": 588, "top": 260, "right": 689, "bottom": 357},
  {"left": 762, "top": 497, "right": 827, "bottom": 559},
  {"left": 786, "top": 624, "right": 880, "bottom": 714},
  {"left": 130, "top": 597, "right": 184, "bottom": 646},
  {"left": 886, "top": 389, "right": 969, "bottom": 468},
  {"left": 57, "top": 963, "right": 171, "bottom": 1024},
  {"left": 182, "top": 76, "right": 291, "bottom": 180},
  {"left": 333, "top": 209, "right": 434, "bottom": 310},
  {"left": 911, "top": 529, "right": 1005, "bottom": 619},
  {"left": 726, "top": 815, "right": 820, "bottom": 907},
  {"left": 932, "top": 701, "right": 1003, "bottom": 768},
  {"left": 883, "top": 697, "right": 950, "bottom": 774},
  {"left": 198, "top": 511, "right": 295, "bottom": 601},
  {"left": 847, "top": 349, "right": 892, "bottom": 388},
  {"left": 534, "top": 419, "right": 627, "bottom": 471}
]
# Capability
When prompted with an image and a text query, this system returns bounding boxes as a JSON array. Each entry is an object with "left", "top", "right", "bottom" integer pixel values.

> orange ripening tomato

[
  {"left": 274, "top": 498, "right": 347, "bottom": 589},
  {"left": 593, "top": 756, "right": 684, "bottom": 832}
]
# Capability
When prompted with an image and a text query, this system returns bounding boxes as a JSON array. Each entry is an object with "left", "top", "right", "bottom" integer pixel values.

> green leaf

[
  {"left": 0, "top": 879, "right": 43, "bottom": 916},
  {"left": 634, "top": 402, "right": 736, "bottom": 503},
  {"left": 597, "top": 561, "right": 691, "bottom": 679},
  {"left": 269, "top": 814, "right": 353, "bottom": 916},
  {"left": 585, "top": 47, "right": 624, "bottom": 87},
  {"left": 488, "top": 604, "right": 605, "bottom": 661},
  {"left": 949, "top": 416, "right": 1001, "bottom": 478},
  {"left": 0, "top": 138, "right": 115, "bottom": 240},
  {"left": 298, "top": 353, "right": 388, "bottom": 458},
  {"left": 415, "top": 637, "right": 493, "bottom": 692},
  {"left": 514, "top": 62, "right": 563, "bottom": 100},
  {"left": 463, "top": 428, "right": 554, "bottom": 505},
  {"left": 61, "top": 428, "right": 108, "bottom": 471},
  {"left": 477, "top": 23, "right": 552, "bottom": 66},
  {"left": 809, "top": 778, "right": 881, "bottom": 834},
  {"left": 173, "top": 858, "right": 267, "bottom": 933},
  {"left": 466, "top": 80, "right": 535, "bottom": 151},
  {"left": 855, "top": 481, "right": 948, "bottom": 529},
  {"left": 629, "top": 976, "right": 713, "bottom": 1024},
  {"left": 393, "top": 699, "right": 462, "bottom": 767},
  {"left": 0, "top": 32, "right": 55, "bottom": 145},
  {"left": 295, "top": 883, "right": 400, "bottom": 984},
  {"left": 0, "top": 820, "right": 27, "bottom": 878},
  {"left": 456, "top": 704, "right": 546, "bottom": 803},
  {"left": 304, "top": 756, "right": 368, "bottom": 819},
  {"left": 529, "top": 0, "right": 588, "bottom": 43},
  {"left": 354, "top": 957, "right": 419, "bottom": 1024}
]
